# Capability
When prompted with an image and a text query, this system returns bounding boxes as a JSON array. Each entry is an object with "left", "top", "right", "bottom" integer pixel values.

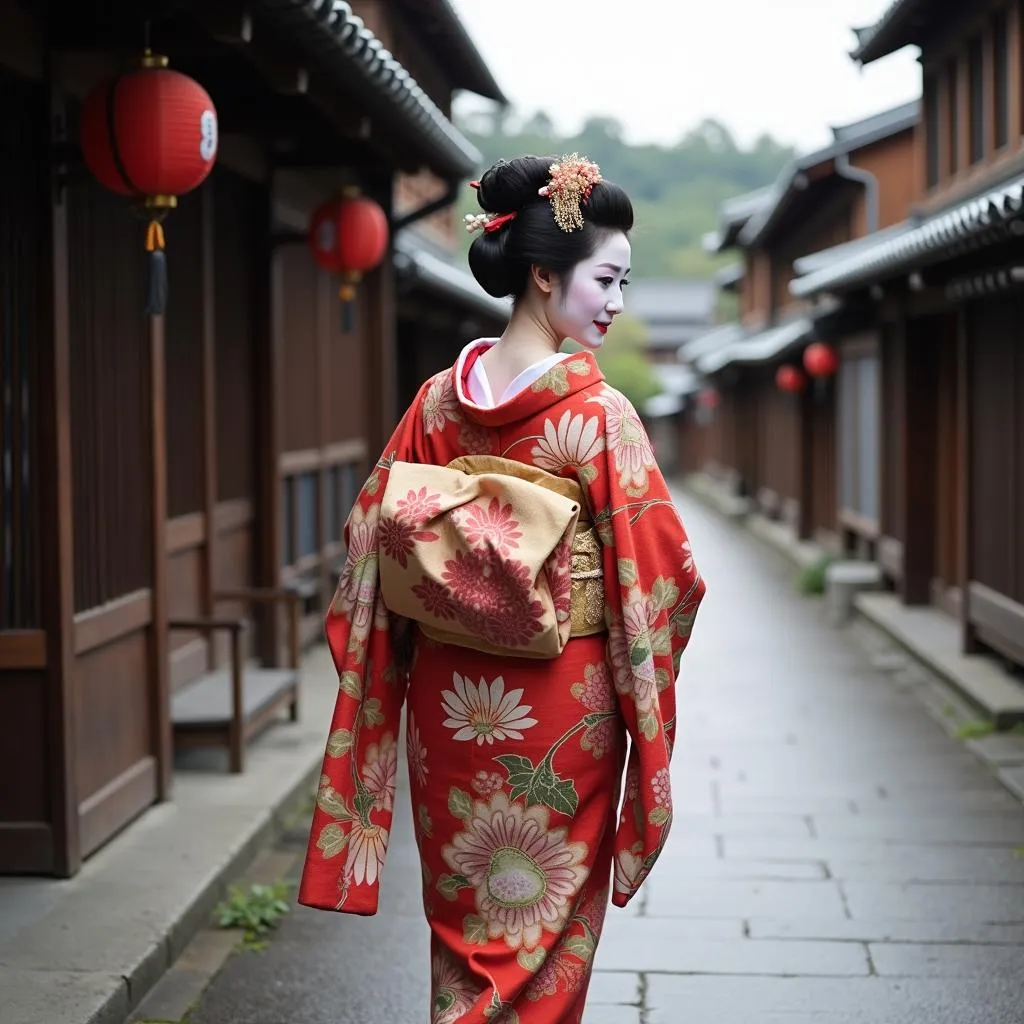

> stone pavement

[{"left": 174, "top": 490, "right": 1024, "bottom": 1024}]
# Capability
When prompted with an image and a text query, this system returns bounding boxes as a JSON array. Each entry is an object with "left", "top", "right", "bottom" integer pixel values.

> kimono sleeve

[
  {"left": 297, "top": 387, "right": 427, "bottom": 916},
  {"left": 587, "top": 387, "right": 706, "bottom": 908}
]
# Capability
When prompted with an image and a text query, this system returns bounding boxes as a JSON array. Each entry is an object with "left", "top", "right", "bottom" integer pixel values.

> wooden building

[
  {"left": 0, "top": 0, "right": 503, "bottom": 876},
  {"left": 681, "top": 100, "right": 918, "bottom": 545},
  {"left": 790, "top": 0, "right": 1024, "bottom": 671}
]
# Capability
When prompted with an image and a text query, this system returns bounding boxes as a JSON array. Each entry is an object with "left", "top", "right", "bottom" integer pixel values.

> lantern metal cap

[{"left": 140, "top": 49, "right": 170, "bottom": 69}]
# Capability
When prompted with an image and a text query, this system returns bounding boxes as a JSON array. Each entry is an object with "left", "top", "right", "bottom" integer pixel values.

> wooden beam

[
  {"left": 149, "top": 311, "right": 172, "bottom": 800},
  {"left": 254, "top": 174, "right": 284, "bottom": 665},
  {"left": 200, "top": 182, "right": 219, "bottom": 648},
  {"left": 39, "top": 69, "right": 79, "bottom": 877},
  {"left": 956, "top": 303, "right": 976, "bottom": 652}
]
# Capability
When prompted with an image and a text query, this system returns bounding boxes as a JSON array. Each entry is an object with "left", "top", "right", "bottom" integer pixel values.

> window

[
  {"left": 947, "top": 57, "right": 960, "bottom": 174},
  {"left": 324, "top": 467, "right": 341, "bottom": 544},
  {"left": 281, "top": 477, "right": 294, "bottom": 567},
  {"left": 297, "top": 472, "right": 318, "bottom": 559},
  {"left": 968, "top": 36, "right": 985, "bottom": 163},
  {"left": 838, "top": 353, "right": 880, "bottom": 524},
  {"left": 925, "top": 75, "right": 940, "bottom": 188},
  {"left": 993, "top": 11, "right": 1009, "bottom": 149}
]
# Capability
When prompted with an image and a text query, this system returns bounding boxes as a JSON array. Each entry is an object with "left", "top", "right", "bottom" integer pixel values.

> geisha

[{"left": 298, "top": 153, "right": 706, "bottom": 1023}]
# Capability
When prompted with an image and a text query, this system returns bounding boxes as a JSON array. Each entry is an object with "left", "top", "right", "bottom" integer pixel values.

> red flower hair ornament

[{"left": 463, "top": 154, "right": 603, "bottom": 236}]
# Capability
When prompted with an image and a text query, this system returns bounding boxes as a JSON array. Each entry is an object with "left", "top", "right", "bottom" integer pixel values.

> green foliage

[
  {"left": 795, "top": 555, "right": 837, "bottom": 596},
  {"left": 454, "top": 110, "right": 794, "bottom": 279},
  {"left": 214, "top": 882, "right": 292, "bottom": 946},
  {"left": 954, "top": 720, "right": 997, "bottom": 740}
]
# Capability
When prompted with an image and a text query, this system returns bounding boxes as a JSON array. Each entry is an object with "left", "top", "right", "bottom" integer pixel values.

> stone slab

[
  {"left": 645, "top": 975, "right": 1024, "bottom": 1024},
  {"left": 0, "top": 967, "right": 128, "bottom": 1024},
  {"left": 854, "top": 592, "right": 1024, "bottom": 727},
  {"left": 644, "top": 879, "right": 848, "bottom": 919},
  {"left": 595, "top": 935, "right": 868, "bottom": 976},
  {"left": 810, "top": 812, "right": 1024, "bottom": 844},
  {"left": 869, "top": 942, "right": 1024, "bottom": 977},
  {"left": 749, "top": 917, "right": 1024, "bottom": 944},
  {"left": 586, "top": 971, "right": 641, "bottom": 1005},
  {"left": 966, "top": 731, "right": 1024, "bottom": 767},
  {"left": 841, "top": 881, "right": 1024, "bottom": 923}
]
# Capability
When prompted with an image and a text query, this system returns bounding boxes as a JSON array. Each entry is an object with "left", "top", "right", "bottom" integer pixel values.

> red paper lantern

[
  {"left": 309, "top": 191, "right": 390, "bottom": 330},
  {"left": 80, "top": 51, "right": 218, "bottom": 314},
  {"left": 803, "top": 342, "right": 839, "bottom": 378},
  {"left": 776, "top": 365, "right": 806, "bottom": 393}
]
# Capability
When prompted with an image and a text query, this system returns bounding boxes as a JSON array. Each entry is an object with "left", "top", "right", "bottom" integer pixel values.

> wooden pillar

[
  {"left": 897, "top": 315, "right": 938, "bottom": 605},
  {"left": 956, "top": 304, "right": 977, "bottom": 652},
  {"left": 317, "top": 262, "right": 332, "bottom": 609},
  {"left": 797, "top": 385, "right": 815, "bottom": 540},
  {"left": 200, "top": 183, "right": 218, "bottom": 635},
  {"left": 38, "top": 73, "right": 79, "bottom": 876},
  {"left": 149, "top": 313, "right": 172, "bottom": 800},
  {"left": 254, "top": 173, "right": 283, "bottom": 664}
]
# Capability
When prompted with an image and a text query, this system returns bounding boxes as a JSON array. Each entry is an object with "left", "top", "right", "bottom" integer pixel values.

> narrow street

[{"left": 186, "top": 490, "right": 1024, "bottom": 1024}]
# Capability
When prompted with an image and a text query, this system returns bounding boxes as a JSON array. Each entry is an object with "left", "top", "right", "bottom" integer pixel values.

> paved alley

[{"left": 185, "top": 490, "right": 1024, "bottom": 1024}]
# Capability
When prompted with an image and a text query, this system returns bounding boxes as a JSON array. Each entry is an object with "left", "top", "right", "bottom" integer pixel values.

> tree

[{"left": 453, "top": 105, "right": 794, "bottom": 280}]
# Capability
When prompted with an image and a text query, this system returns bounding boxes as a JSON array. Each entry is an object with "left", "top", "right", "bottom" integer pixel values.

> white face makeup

[{"left": 549, "top": 231, "right": 632, "bottom": 350}]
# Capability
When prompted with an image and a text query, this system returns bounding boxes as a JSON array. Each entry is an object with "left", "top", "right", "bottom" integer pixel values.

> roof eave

[
  {"left": 256, "top": 0, "right": 482, "bottom": 179},
  {"left": 849, "top": 0, "right": 927, "bottom": 65},
  {"left": 430, "top": 0, "right": 507, "bottom": 103}
]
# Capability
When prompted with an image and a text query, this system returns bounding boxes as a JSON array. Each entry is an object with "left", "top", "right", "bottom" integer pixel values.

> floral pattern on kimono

[{"left": 298, "top": 342, "right": 705, "bottom": 1021}]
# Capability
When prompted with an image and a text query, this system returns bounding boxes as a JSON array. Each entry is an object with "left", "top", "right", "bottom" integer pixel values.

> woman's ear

[{"left": 530, "top": 264, "right": 557, "bottom": 295}]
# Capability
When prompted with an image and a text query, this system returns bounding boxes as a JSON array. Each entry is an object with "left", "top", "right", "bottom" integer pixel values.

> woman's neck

[{"left": 479, "top": 305, "right": 563, "bottom": 399}]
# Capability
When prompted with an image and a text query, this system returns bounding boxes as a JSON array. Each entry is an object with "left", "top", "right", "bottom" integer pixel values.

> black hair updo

[{"left": 467, "top": 155, "right": 634, "bottom": 301}]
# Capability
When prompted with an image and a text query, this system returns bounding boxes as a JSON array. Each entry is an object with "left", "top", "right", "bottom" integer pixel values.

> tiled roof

[
  {"left": 626, "top": 279, "right": 718, "bottom": 323},
  {"left": 695, "top": 317, "right": 813, "bottom": 375},
  {"left": 790, "top": 175, "right": 1024, "bottom": 298},
  {"left": 257, "top": 0, "right": 482, "bottom": 177},
  {"left": 394, "top": 234, "right": 510, "bottom": 319}
]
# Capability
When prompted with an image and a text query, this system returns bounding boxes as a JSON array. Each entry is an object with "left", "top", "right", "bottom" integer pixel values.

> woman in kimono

[{"left": 298, "top": 154, "right": 706, "bottom": 1022}]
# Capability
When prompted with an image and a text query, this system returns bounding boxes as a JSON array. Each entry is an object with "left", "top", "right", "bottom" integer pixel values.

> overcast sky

[{"left": 449, "top": 0, "right": 921, "bottom": 154}]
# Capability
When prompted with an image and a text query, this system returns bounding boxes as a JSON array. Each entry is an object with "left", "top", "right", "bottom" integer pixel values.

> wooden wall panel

[
  {"left": 0, "top": 669, "right": 47, "bottom": 821},
  {"left": 968, "top": 297, "right": 1017, "bottom": 599},
  {"left": 327, "top": 285, "right": 369, "bottom": 444},
  {"left": 280, "top": 246, "right": 320, "bottom": 454},
  {"left": 165, "top": 189, "right": 205, "bottom": 518},
  {"left": 0, "top": 68, "right": 41, "bottom": 629},
  {"left": 214, "top": 170, "right": 258, "bottom": 503},
  {"left": 66, "top": 182, "right": 153, "bottom": 612},
  {"left": 72, "top": 629, "right": 153, "bottom": 813}
]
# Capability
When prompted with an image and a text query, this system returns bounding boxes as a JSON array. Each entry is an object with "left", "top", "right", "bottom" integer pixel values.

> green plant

[
  {"left": 214, "top": 881, "right": 292, "bottom": 945},
  {"left": 954, "top": 720, "right": 997, "bottom": 740},
  {"left": 794, "top": 555, "right": 836, "bottom": 596}
]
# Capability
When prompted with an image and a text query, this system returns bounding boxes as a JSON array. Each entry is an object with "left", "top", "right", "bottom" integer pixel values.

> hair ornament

[
  {"left": 538, "top": 153, "right": 602, "bottom": 232},
  {"left": 464, "top": 210, "right": 518, "bottom": 234}
]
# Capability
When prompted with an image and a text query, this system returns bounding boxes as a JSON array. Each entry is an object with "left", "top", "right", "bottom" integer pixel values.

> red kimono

[{"left": 299, "top": 343, "right": 705, "bottom": 1023}]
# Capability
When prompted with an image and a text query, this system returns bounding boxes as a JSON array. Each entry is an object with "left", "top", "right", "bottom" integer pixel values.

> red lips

[{"left": 593, "top": 321, "right": 609, "bottom": 335}]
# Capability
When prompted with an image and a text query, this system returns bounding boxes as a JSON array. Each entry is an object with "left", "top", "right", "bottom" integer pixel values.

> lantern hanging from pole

[
  {"left": 803, "top": 342, "right": 839, "bottom": 379},
  {"left": 775, "top": 365, "right": 806, "bottom": 394},
  {"left": 79, "top": 50, "right": 218, "bottom": 316},
  {"left": 309, "top": 189, "right": 390, "bottom": 332}
]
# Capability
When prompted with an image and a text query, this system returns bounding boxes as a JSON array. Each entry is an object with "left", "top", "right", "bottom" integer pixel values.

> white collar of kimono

[{"left": 456, "top": 339, "right": 571, "bottom": 410}]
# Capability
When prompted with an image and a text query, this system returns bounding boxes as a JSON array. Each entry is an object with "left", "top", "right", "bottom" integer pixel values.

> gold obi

[{"left": 379, "top": 455, "right": 605, "bottom": 659}]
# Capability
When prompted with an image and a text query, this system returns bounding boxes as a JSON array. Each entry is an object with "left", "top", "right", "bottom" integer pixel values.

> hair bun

[{"left": 475, "top": 155, "right": 552, "bottom": 214}]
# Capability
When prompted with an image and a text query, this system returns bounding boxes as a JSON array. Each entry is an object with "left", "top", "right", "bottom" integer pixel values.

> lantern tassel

[
  {"left": 339, "top": 282, "right": 356, "bottom": 333},
  {"left": 145, "top": 219, "right": 168, "bottom": 316}
]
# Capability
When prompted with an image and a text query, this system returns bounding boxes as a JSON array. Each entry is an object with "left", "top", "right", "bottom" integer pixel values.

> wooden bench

[{"left": 168, "top": 587, "right": 302, "bottom": 773}]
